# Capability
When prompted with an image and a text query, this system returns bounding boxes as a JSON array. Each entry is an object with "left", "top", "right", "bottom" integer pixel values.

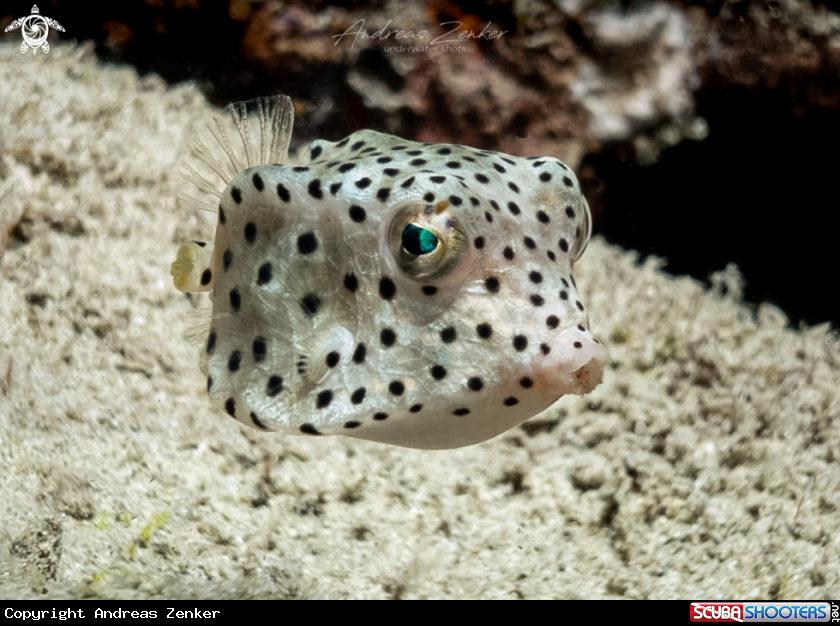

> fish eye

[
  {"left": 570, "top": 196, "right": 593, "bottom": 263},
  {"left": 388, "top": 200, "right": 467, "bottom": 282},
  {"left": 401, "top": 224, "right": 439, "bottom": 256}
]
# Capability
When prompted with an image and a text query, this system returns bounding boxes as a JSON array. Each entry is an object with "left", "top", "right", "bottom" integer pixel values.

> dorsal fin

[{"left": 177, "top": 96, "right": 294, "bottom": 214}]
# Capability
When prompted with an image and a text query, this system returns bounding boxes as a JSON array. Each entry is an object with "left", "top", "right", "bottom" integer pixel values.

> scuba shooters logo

[
  {"left": 4, "top": 5, "right": 65, "bottom": 54},
  {"left": 690, "top": 602, "right": 835, "bottom": 622}
]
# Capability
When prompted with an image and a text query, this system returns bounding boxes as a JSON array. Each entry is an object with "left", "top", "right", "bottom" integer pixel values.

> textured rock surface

[
  {"left": 0, "top": 43, "right": 838, "bottom": 599},
  {"left": 695, "top": 0, "right": 840, "bottom": 111},
  {"left": 4, "top": 0, "right": 838, "bottom": 169}
]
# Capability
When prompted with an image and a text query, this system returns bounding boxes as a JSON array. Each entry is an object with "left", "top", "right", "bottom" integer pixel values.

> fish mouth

[
  {"left": 569, "top": 355, "right": 607, "bottom": 395},
  {"left": 532, "top": 325, "right": 609, "bottom": 397}
]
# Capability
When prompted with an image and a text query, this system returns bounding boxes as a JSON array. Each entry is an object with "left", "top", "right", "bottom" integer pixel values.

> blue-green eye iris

[{"left": 401, "top": 224, "right": 439, "bottom": 255}]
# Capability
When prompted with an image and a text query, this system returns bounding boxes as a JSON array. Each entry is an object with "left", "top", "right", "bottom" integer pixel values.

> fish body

[{"left": 172, "top": 96, "right": 607, "bottom": 449}]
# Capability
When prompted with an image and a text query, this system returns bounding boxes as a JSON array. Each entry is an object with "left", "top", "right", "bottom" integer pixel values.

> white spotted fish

[{"left": 171, "top": 96, "right": 607, "bottom": 449}]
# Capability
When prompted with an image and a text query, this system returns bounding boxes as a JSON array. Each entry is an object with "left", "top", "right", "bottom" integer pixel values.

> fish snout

[{"left": 532, "top": 325, "right": 608, "bottom": 396}]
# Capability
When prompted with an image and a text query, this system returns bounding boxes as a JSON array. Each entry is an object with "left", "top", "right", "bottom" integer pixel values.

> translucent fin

[
  {"left": 170, "top": 241, "right": 215, "bottom": 293},
  {"left": 185, "top": 308, "right": 212, "bottom": 348},
  {"left": 177, "top": 95, "right": 295, "bottom": 214},
  {"left": 304, "top": 325, "right": 355, "bottom": 384}
]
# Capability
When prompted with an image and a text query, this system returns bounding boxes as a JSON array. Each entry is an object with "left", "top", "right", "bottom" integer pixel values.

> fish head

[{"left": 173, "top": 98, "right": 607, "bottom": 449}]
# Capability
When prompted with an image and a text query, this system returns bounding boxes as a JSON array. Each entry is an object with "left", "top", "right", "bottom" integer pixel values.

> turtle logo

[{"left": 4, "top": 5, "right": 65, "bottom": 55}]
